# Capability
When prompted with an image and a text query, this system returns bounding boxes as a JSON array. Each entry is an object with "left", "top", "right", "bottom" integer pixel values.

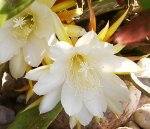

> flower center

[
  {"left": 68, "top": 54, "right": 101, "bottom": 98},
  {"left": 12, "top": 12, "right": 36, "bottom": 42}
]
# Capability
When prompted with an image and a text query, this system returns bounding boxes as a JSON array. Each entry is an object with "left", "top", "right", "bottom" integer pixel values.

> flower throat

[{"left": 12, "top": 12, "right": 36, "bottom": 42}]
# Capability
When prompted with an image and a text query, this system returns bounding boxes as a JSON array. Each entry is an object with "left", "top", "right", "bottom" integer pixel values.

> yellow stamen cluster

[
  {"left": 12, "top": 12, "right": 36, "bottom": 42},
  {"left": 68, "top": 54, "right": 101, "bottom": 99}
]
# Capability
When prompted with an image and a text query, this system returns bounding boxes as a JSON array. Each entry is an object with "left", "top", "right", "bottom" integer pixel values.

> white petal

[
  {"left": 39, "top": 88, "right": 61, "bottom": 114},
  {"left": 9, "top": 51, "right": 26, "bottom": 79},
  {"left": 75, "top": 31, "right": 98, "bottom": 47},
  {"left": 0, "top": 18, "right": 27, "bottom": 62},
  {"left": 49, "top": 41, "right": 73, "bottom": 60},
  {"left": 76, "top": 106, "right": 93, "bottom": 126},
  {"left": 101, "top": 72, "right": 129, "bottom": 114},
  {"left": 33, "top": 72, "right": 64, "bottom": 95},
  {"left": 75, "top": 31, "right": 114, "bottom": 54},
  {"left": 95, "top": 42, "right": 114, "bottom": 54},
  {"left": 48, "top": 34, "right": 58, "bottom": 46},
  {"left": 0, "top": 23, "right": 22, "bottom": 63},
  {"left": 25, "top": 65, "right": 50, "bottom": 81},
  {"left": 106, "top": 97, "right": 124, "bottom": 115},
  {"left": 75, "top": 32, "right": 114, "bottom": 58},
  {"left": 69, "top": 116, "right": 78, "bottom": 129},
  {"left": 23, "top": 36, "right": 47, "bottom": 67},
  {"left": 101, "top": 55, "right": 141, "bottom": 73},
  {"left": 102, "top": 72, "right": 129, "bottom": 102},
  {"left": 33, "top": 61, "right": 66, "bottom": 95},
  {"left": 61, "top": 83, "right": 82, "bottom": 116},
  {"left": 84, "top": 89, "right": 107, "bottom": 117},
  {"left": 30, "top": 1, "right": 54, "bottom": 41}
]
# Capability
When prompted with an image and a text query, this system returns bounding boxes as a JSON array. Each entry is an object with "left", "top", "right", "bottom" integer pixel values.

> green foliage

[
  {"left": 8, "top": 103, "right": 62, "bottom": 129},
  {"left": 140, "top": 0, "right": 150, "bottom": 9},
  {"left": 0, "top": 0, "right": 34, "bottom": 27}
]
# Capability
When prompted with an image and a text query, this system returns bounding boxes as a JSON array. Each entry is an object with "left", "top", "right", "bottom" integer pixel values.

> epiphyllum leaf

[
  {"left": 8, "top": 103, "right": 62, "bottom": 129},
  {"left": 0, "top": 0, "right": 34, "bottom": 27},
  {"left": 140, "top": 0, "right": 150, "bottom": 9}
]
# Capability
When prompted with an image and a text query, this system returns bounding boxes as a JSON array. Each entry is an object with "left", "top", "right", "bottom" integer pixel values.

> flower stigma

[
  {"left": 13, "top": 17, "right": 26, "bottom": 29},
  {"left": 78, "top": 61, "right": 93, "bottom": 78},
  {"left": 12, "top": 12, "right": 36, "bottom": 42},
  {"left": 68, "top": 54, "right": 101, "bottom": 99}
]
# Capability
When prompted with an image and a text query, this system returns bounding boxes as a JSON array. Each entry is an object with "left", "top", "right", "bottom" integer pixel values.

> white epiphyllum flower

[
  {"left": 26, "top": 31, "right": 140, "bottom": 128},
  {"left": 0, "top": 1, "right": 55, "bottom": 78}
]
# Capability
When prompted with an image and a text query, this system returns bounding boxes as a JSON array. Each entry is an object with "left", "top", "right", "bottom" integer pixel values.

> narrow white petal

[
  {"left": 39, "top": 88, "right": 61, "bottom": 114},
  {"left": 25, "top": 65, "right": 50, "bottom": 81},
  {"left": 76, "top": 106, "right": 93, "bottom": 126},
  {"left": 101, "top": 72, "right": 129, "bottom": 102},
  {"left": 33, "top": 72, "right": 64, "bottom": 95},
  {"left": 23, "top": 36, "right": 47, "bottom": 67},
  {"left": 101, "top": 72, "right": 129, "bottom": 114},
  {"left": 30, "top": 2, "right": 55, "bottom": 41},
  {"left": 75, "top": 31, "right": 114, "bottom": 54},
  {"left": 75, "top": 31, "right": 98, "bottom": 47},
  {"left": 101, "top": 55, "right": 140, "bottom": 73},
  {"left": 0, "top": 26, "right": 21, "bottom": 63},
  {"left": 61, "top": 84, "right": 82, "bottom": 116},
  {"left": 106, "top": 97, "right": 124, "bottom": 115},
  {"left": 69, "top": 116, "right": 78, "bottom": 129},
  {"left": 9, "top": 51, "right": 26, "bottom": 79},
  {"left": 0, "top": 18, "right": 28, "bottom": 63},
  {"left": 84, "top": 89, "right": 107, "bottom": 117},
  {"left": 33, "top": 61, "right": 66, "bottom": 95},
  {"left": 49, "top": 41, "right": 73, "bottom": 60},
  {"left": 48, "top": 34, "right": 58, "bottom": 46}
]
